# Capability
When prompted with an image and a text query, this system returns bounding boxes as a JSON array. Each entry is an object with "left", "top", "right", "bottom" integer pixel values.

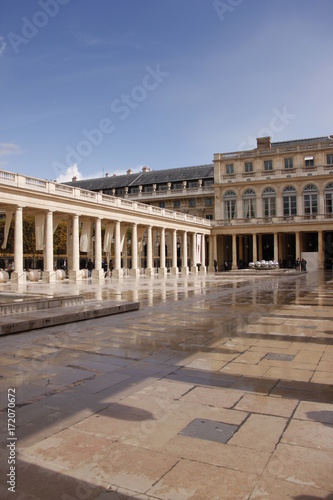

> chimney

[
  {"left": 257, "top": 136, "right": 271, "bottom": 150},
  {"left": 142, "top": 166, "right": 148, "bottom": 173},
  {"left": 113, "top": 173, "right": 117, "bottom": 177},
  {"left": 72, "top": 176, "right": 77, "bottom": 182},
  {"left": 105, "top": 172, "right": 109, "bottom": 177},
  {"left": 127, "top": 169, "right": 132, "bottom": 175}
]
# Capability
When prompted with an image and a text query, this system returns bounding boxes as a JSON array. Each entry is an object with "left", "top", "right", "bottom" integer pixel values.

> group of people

[
  {"left": 295, "top": 257, "right": 307, "bottom": 271},
  {"left": 86, "top": 258, "right": 114, "bottom": 277}
]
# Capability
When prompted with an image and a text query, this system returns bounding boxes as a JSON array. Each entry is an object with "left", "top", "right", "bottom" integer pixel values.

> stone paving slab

[{"left": 0, "top": 271, "right": 332, "bottom": 498}]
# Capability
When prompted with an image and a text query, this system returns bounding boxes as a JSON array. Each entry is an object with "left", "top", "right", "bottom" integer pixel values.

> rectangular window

[
  {"left": 159, "top": 201, "right": 165, "bottom": 208},
  {"left": 205, "top": 214, "right": 213, "bottom": 220},
  {"left": 173, "top": 200, "right": 180, "bottom": 208},
  {"left": 325, "top": 193, "right": 333, "bottom": 214},
  {"left": 304, "top": 156, "right": 314, "bottom": 167},
  {"left": 189, "top": 199, "right": 196, "bottom": 207},
  {"left": 244, "top": 162, "right": 253, "bottom": 173},
  {"left": 130, "top": 187, "right": 139, "bottom": 193},
  {"left": 284, "top": 158, "right": 293, "bottom": 169},
  {"left": 226, "top": 164, "right": 234, "bottom": 175},
  {"left": 173, "top": 183, "right": 182, "bottom": 190},
  {"left": 144, "top": 186, "right": 153, "bottom": 192},
  {"left": 188, "top": 181, "right": 198, "bottom": 188},
  {"left": 264, "top": 160, "right": 273, "bottom": 171},
  {"left": 205, "top": 197, "right": 213, "bottom": 206},
  {"left": 327, "top": 154, "right": 333, "bottom": 165},
  {"left": 203, "top": 180, "right": 213, "bottom": 186},
  {"left": 158, "top": 184, "right": 168, "bottom": 191}
]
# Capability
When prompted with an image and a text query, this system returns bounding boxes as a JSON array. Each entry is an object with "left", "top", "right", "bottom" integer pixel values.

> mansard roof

[{"left": 65, "top": 163, "right": 214, "bottom": 191}]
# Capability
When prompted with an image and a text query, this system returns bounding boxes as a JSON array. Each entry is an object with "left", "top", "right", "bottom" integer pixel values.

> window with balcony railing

[
  {"left": 262, "top": 187, "right": 276, "bottom": 217},
  {"left": 283, "top": 186, "right": 297, "bottom": 216},
  {"left": 324, "top": 182, "right": 333, "bottom": 214},
  {"left": 243, "top": 189, "right": 256, "bottom": 218},
  {"left": 303, "top": 184, "right": 318, "bottom": 216},
  {"left": 224, "top": 190, "right": 237, "bottom": 219}
]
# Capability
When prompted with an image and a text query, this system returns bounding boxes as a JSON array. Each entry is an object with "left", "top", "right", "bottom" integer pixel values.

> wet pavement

[{"left": 0, "top": 271, "right": 332, "bottom": 499}]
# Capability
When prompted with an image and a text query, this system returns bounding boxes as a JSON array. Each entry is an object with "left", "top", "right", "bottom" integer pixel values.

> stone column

[
  {"left": 130, "top": 223, "right": 140, "bottom": 277},
  {"left": 69, "top": 214, "right": 81, "bottom": 281},
  {"left": 200, "top": 234, "right": 206, "bottom": 274},
  {"left": 258, "top": 234, "right": 263, "bottom": 261},
  {"left": 295, "top": 231, "right": 300, "bottom": 262},
  {"left": 171, "top": 229, "right": 178, "bottom": 275},
  {"left": 318, "top": 230, "right": 324, "bottom": 269},
  {"left": 113, "top": 220, "right": 123, "bottom": 278},
  {"left": 232, "top": 233, "right": 237, "bottom": 270},
  {"left": 43, "top": 210, "right": 56, "bottom": 283},
  {"left": 145, "top": 225, "right": 154, "bottom": 276},
  {"left": 208, "top": 234, "right": 216, "bottom": 272},
  {"left": 11, "top": 206, "right": 26, "bottom": 285},
  {"left": 181, "top": 231, "right": 189, "bottom": 275},
  {"left": 92, "top": 217, "right": 104, "bottom": 281},
  {"left": 191, "top": 233, "right": 198, "bottom": 274},
  {"left": 252, "top": 233, "right": 257, "bottom": 263},
  {"left": 159, "top": 227, "right": 167, "bottom": 276},
  {"left": 274, "top": 233, "right": 279, "bottom": 262}
]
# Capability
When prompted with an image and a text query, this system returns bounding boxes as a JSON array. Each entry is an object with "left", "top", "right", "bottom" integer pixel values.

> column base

[
  {"left": 158, "top": 267, "right": 167, "bottom": 276},
  {"left": 130, "top": 268, "right": 140, "bottom": 277},
  {"left": 181, "top": 267, "right": 189, "bottom": 275},
  {"left": 208, "top": 266, "right": 215, "bottom": 273},
  {"left": 113, "top": 268, "right": 123, "bottom": 278},
  {"left": 191, "top": 266, "right": 198, "bottom": 274},
  {"left": 68, "top": 270, "right": 83, "bottom": 282},
  {"left": 11, "top": 271, "right": 26, "bottom": 285},
  {"left": 145, "top": 268, "right": 155, "bottom": 277},
  {"left": 42, "top": 270, "right": 57, "bottom": 283},
  {"left": 171, "top": 267, "right": 179, "bottom": 275},
  {"left": 92, "top": 269, "right": 105, "bottom": 282},
  {"left": 200, "top": 266, "right": 207, "bottom": 275}
]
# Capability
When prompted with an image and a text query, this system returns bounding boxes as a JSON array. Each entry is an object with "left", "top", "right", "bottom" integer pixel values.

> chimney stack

[
  {"left": 72, "top": 176, "right": 77, "bottom": 182},
  {"left": 256, "top": 136, "right": 271, "bottom": 150},
  {"left": 127, "top": 169, "right": 132, "bottom": 175}
]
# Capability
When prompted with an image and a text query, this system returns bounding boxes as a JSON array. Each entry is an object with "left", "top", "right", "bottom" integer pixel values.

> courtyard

[{"left": 0, "top": 270, "right": 332, "bottom": 499}]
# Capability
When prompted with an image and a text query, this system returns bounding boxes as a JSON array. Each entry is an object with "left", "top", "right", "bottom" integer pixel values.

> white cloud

[
  {"left": 0, "top": 142, "right": 22, "bottom": 157},
  {"left": 0, "top": 142, "right": 22, "bottom": 167},
  {"left": 55, "top": 164, "right": 83, "bottom": 183},
  {"left": 0, "top": 36, "right": 6, "bottom": 57}
]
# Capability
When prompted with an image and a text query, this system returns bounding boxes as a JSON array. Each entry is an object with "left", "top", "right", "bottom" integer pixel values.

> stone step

[
  {"left": 0, "top": 294, "right": 84, "bottom": 316},
  {"left": 0, "top": 300, "right": 140, "bottom": 335}
]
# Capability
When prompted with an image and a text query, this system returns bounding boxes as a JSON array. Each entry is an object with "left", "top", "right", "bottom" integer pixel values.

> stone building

[
  {"left": 67, "top": 134, "right": 333, "bottom": 272},
  {"left": 69, "top": 164, "right": 215, "bottom": 221},
  {"left": 212, "top": 135, "right": 333, "bottom": 271}
]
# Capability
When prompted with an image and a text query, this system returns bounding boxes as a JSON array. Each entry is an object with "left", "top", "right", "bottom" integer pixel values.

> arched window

[
  {"left": 262, "top": 187, "right": 276, "bottom": 217},
  {"left": 224, "top": 190, "right": 237, "bottom": 219},
  {"left": 283, "top": 186, "right": 297, "bottom": 216},
  {"left": 303, "top": 184, "right": 318, "bottom": 216},
  {"left": 243, "top": 189, "right": 256, "bottom": 218},
  {"left": 324, "top": 183, "right": 333, "bottom": 215}
]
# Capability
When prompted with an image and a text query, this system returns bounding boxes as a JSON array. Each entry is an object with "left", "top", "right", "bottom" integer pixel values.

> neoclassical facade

[
  {"left": 0, "top": 172, "right": 211, "bottom": 284},
  {"left": 1, "top": 133, "right": 332, "bottom": 282},
  {"left": 212, "top": 135, "right": 333, "bottom": 270}
]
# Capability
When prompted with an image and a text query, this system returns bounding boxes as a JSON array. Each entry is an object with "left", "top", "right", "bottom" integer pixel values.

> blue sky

[{"left": 0, "top": 0, "right": 332, "bottom": 182}]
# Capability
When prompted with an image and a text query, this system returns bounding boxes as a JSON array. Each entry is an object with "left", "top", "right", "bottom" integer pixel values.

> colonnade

[
  {"left": 9, "top": 209, "right": 208, "bottom": 284},
  {"left": 210, "top": 229, "right": 327, "bottom": 270}
]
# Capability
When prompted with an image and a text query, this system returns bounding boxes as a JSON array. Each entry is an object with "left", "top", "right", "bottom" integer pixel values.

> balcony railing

[{"left": 212, "top": 213, "right": 333, "bottom": 227}]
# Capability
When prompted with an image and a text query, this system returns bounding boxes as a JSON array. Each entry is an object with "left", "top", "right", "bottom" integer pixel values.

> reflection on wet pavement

[{"left": 0, "top": 270, "right": 332, "bottom": 498}]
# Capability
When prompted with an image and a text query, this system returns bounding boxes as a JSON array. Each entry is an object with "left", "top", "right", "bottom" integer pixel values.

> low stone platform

[{"left": 0, "top": 298, "right": 140, "bottom": 335}]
